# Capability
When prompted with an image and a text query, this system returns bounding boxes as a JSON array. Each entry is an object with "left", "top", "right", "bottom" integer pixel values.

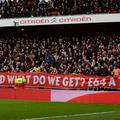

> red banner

[{"left": 0, "top": 72, "right": 120, "bottom": 89}]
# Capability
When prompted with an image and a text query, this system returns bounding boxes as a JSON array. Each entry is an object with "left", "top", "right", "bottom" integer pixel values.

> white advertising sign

[{"left": 0, "top": 14, "right": 120, "bottom": 27}]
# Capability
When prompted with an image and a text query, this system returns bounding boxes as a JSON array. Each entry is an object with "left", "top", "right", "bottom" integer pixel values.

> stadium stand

[
  {"left": 0, "top": 0, "right": 120, "bottom": 18},
  {"left": 0, "top": 26, "right": 119, "bottom": 76}
]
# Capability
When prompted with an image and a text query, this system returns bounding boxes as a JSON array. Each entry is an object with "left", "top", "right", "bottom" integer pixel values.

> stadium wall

[
  {"left": 51, "top": 90, "right": 120, "bottom": 104},
  {"left": 0, "top": 88, "right": 120, "bottom": 104},
  {"left": 0, "top": 88, "right": 50, "bottom": 101}
]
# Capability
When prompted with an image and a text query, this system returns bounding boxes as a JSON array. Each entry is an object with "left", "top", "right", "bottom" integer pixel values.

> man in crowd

[
  {"left": 0, "top": 0, "right": 119, "bottom": 18},
  {"left": 113, "top": 66, "right": 120, "bottom": 76},
  {"left": 0, "top": 34, "right": 119, "bottom": 76}
]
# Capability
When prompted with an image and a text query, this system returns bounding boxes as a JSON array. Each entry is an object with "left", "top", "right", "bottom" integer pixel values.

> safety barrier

[{"left": 0, "top": 88, "right": 120, "bottom": 104}]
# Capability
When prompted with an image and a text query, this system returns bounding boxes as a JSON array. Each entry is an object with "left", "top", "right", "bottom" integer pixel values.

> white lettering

[
  {"left": 25, "top": 75, "right": 31, "bottom": 84},
  {"left": 69, "top": 77, "right": 74, "bottom": 87},
  {"left": 93, "top": 78, "right": 99, "bottom": 87},
  {"left": 48, "top": 76, "right": 56, "bottom": 85},
  {"left": 109, "top": 77, "right": 116, "bottom": 86},
  {"left": 62, "top": 77, "right": 69, "bottom": 86},
  {"left": 55, "top": 77, "right": 61, "bottom": 86},
  {"left": 0, "top": 75, "right": 5, "bottom": 84},
  {"left": 39, "top": 75, "right": 46, "bottom": 85},
  {"left": 7, "top": 75, "right": 15, "bottom": 84},
  {"left": 75, "top": 77, "right": 81, "bottom": 86},
  {"left": 33, "top": 75, "right": 46, "bottom": 85},
  {"left": 88, "top": 78, "right": 93, "bottom": 87},
  {"left": 33, "top": 75, "right": 39, "bottom": 84},
  {"left": 81, "top": 78, "right": 85, "bottom": 87},
  {"left": 100, "top": 78, "right": 106, "bottom": 86}
]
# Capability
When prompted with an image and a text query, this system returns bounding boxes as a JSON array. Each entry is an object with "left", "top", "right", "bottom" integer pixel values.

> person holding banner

[
  {"left": 113, "top": 66, "right": 120, "bottom": 76},
  {"left": 15, "top": 76, "right": 27, "bottom": 88}
]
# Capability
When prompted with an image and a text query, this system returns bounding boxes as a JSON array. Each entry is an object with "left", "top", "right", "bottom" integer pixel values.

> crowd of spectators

[
  {"left": 0, "top": 0, "right": 120, "bottom": 18},
  {"left": 0, "top": 33, "right": 119, "bottom": 76}
]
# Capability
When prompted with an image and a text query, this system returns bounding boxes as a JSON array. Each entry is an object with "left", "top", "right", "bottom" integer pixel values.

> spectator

[
  {"left": 113, "top": 66, "right": 120, "bottom": 76},
  {"left": 0, "top": 0, "right": 119, "bottom": 18},
  {"left": 0, "top": 33, "right": 119, "bottom": 76}
]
